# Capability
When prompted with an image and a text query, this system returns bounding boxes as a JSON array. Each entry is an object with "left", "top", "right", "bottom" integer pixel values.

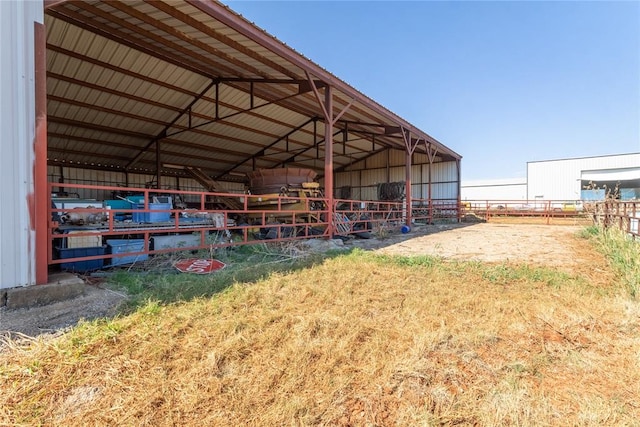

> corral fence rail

[
  {"left": 591, "top": 200, "right": 640, "bottom": 240},
  {"left": 461, "top": 200, "right": 590, "bottom": 225},
  {"left": 48, "top": 183, "right": 461, "bottom": 270}
]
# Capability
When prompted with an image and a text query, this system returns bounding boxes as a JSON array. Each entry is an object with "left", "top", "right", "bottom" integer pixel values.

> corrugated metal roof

[{"left": 44, "top": 0, "right": 460, "bottom": 182}]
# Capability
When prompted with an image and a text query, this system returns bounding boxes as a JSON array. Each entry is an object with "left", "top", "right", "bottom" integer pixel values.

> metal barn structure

[{"left": 1, "top": 0, "right": 462, "bottom": 289}]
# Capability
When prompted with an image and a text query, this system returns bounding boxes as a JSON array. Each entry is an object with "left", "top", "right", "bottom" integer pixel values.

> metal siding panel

[
  {"left": 391, "top": 161, "right": 458, "bottom": 185},
  {"left": 361, "top": 169, "right": 387, "bottom": 188},
  {"left": 179, "top": 177, "right": 205, "bottom": 191},
  {"left": 361, "top": 187, "right": 378, "bottom": 201},
  {"left": 413, "top": 152, "right": 428, "bottom": 164},
  {"left": 334, "top": 171, "right": 360, "bottom": 198},
  {"left": 461, "top": 183, "right": 527, "bottom": 201},
  {"left": 334, "top": 172, "right": 349, "bottom": 190},
  {"left": 422, "top": 162, "right": 432, "bottom": 184},
  {"left": 388, "top": 149, "right": 406, "bottom": 166},
  {"left": 365, "top": 151, "right": 389, "bottom": 169},
  {"left": 389, "top": 166, "right": 404, "bottom": 183},
  {"left": 335, "top": 171, "right": 361, "bottom": 192},
  {"left": 1, "top": 0, "right": 43, "bottom": 288},
  {"left": 411, "top": 184, "right": 423, "bottom": 200},
  {"left": 412, "top": 165, "right": 421, "bottom": 182},
  {"left": 432, "top": 183, "right": 458, "bottom": 201},
  {"left": 431, "top": 161, "right": 458, "bottom": 183},
  {"left": 351, "top": 171, "right": 361, "bottom": 187}
]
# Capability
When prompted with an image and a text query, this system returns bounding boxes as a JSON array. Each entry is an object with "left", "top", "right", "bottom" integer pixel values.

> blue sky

[{"left": 225, "top": 1, "right": 640, "bottom": 180}]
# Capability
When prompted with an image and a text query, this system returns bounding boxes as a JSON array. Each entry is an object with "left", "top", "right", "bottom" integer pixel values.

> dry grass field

[{"left": 1, "top": 224, "right": 639, "bottom": 426}]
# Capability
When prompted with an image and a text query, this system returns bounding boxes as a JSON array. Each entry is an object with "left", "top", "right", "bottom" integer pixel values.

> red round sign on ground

[{"left": 174, "top": 258, "right": 226, "bottom": 274}]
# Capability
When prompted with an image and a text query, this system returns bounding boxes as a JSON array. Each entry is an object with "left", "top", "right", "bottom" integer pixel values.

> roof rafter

[{"left": 148, "top": 0, "right": 298, "bottom": 80}]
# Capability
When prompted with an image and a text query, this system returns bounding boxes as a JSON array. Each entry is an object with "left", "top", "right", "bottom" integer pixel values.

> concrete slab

[{"left": 3, "top": 273, "right": 86, "bottom": 310}]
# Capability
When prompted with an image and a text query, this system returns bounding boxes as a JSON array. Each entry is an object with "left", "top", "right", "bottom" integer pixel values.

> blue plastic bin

[
  {"left": 132, "top": 203, "right": 171, "bottom": 223},
  {"left": 57, "top": 246, "right": 106, "bottom": 272},
  {"left": 104, "top": 199, "right": 132, "bottom": 220},
  {"left": 106, "top": 239, "right": 148, "bottom": 266}
]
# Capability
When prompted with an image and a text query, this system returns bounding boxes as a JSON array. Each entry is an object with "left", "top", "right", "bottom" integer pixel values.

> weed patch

[{"left": 580, "top": 226, "right": 640, "bottom": 297}]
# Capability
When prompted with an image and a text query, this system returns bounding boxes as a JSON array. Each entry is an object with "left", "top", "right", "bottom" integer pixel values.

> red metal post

[
  {"left": 156, "top": 140, "right": 162, "bottom": 189},
  {"left": 426, "top": 141, "right": 436, "bottom": 224},
  {"left": 546, "top": 201, "right": 551, "bottom": 225},
  {"left": 35, "top": 22, "right": 49, "bottom": 285},
  {"left": 405, "top": 147, "right": 412, "bottom": 226},
  {"left": 456, "top": 158, "right": 462, "bottom": 223},
  {"left": 324, "top": 86, "right": 334, "bottom": 237}
]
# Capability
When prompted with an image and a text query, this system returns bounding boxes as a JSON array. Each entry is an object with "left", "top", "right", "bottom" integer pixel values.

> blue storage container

[
  {"left": 57, "top": 246, "right": 106, "bottom": 272},
  {"left": 104, "top": 199, "right": 132, "bottom": 220},
  {"left": 132, "top": 203, "right": 171, "bottom": 223},
  {"left": 106, "top": 239, "right": 148, "bottom": 266}
]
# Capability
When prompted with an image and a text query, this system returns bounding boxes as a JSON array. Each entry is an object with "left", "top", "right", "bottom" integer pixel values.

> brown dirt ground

[
  {"left": 1, "top": 222, "right": 603, "bottom": 341},
  {"left": 372, "top": 223, "right": 587, "bottom": 267}
]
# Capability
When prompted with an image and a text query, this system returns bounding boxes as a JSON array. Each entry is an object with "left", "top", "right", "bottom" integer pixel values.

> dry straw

[{"left": 1, "top": 233, "right": 638, "bottom": 426}]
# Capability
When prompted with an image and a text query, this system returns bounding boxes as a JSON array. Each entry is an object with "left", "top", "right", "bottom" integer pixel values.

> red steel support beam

[
  {"left": 156, "top": 139, "right": 162, "bottom": 189},
  {"left": 35, "top": 22, "right": 48, "bottom": 284},
  {"left": 305, "top": 70, "right": 355, "bottom": 237},
  {"left": 402, "top": 128, "right": 421, "bottom": 227},
  {"left": 425, "top": 141, "right": 438, "bottom": 224},
  {"left": 456, "top": 158, "right": 462, "bottom": 222},
  {"left": 405, "top": 148, "right": 412, "bottom": 226},
  {"left": 324, "top": 85, "right": 334, "bottom": 237}
]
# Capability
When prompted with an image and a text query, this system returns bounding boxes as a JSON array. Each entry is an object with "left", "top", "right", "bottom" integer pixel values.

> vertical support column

[
  {"left": 456, "top": 158, "right": 462, "bottom": 222},
  {"left": 156, "top": 140, "right": 162, "bottom": 189},
  {"left": 402, "top": 128, "right": 420, "bottom": 227},
  {"left": 405, "top": 147, "right": 412, "bottom": 226},
  {"left": 34, "top": 20, "right": 48, "bottom": 285},
  {"left": 428, "top": 150, "right": 433, "bottom": 224},
  {"left": 425, "top": 141, "right": 438, "bottom": 225},
  {"left": 324, "top": 86, "right": 334, "bottom": 237},
  {"left": 156, "top": 139, "right": 162, "bottom": 190},
  {"left": 305, "top": 71, "right": 355, "bottom": 239}
]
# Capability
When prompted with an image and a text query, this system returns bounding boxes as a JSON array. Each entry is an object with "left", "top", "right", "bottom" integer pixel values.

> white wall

[
  {"left": 461, "top": 178, "right": 527, "bottom": 201},
  {"left": 0, "top": 1, "right": 43, "bottom": 289},
  {"left": 527, "top": 153, "right": 640, "bottom": 200}
]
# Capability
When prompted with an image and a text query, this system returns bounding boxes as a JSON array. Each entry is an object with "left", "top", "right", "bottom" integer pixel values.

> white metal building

[
  {"left": 0, "top": 1, "right": 44, "bottom": 291},
  {"left": 461, "top": 153, "right": 639, "bottom": 202},
  {"left": 461, "top": 178, "right": 527, "bottom": 201},
  {"left": 527, "top": 153, "right": 640, "bottom": 201}
]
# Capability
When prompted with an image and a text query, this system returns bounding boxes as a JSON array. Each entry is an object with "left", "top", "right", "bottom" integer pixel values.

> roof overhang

[{"left": 44, "top": 0, "right": 461, "bottom": 181}]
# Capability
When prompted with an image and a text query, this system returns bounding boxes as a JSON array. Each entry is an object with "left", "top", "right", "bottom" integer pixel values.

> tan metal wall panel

[
  {"left": 365, "top": 150, "right": 389, "bottom": 169},
  {"left": 389, "top": 166, "right": 405, "bottom": 183},
  {"left": 420, "top": 183, "right": 459, "bottom": 201},
  {"left": 413, "top": 152, "right": 429, "bottom": 164},
  {"left": 361, "top": 168, "right": 388, "bottom": 187},
  {"left": 1, "top": 0, "right": 43, "bottom": 288},
  {"left": 388, "top": 149, "right": 406, "bottom": 166},
  {"left": 335, "top": 171, "right": 363, "bottom": 199},
  {"left": 412, "top": 164, "right": 422, "bottom": 183},
  {"left": 335, "top": 171, "right": 361, "bottom": 189},
  {"left": 431, "top": 161, "right": 458, "bottom": 183},
  {"left": 360, "top": 187, "right": 378, "bottom": 201}
]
